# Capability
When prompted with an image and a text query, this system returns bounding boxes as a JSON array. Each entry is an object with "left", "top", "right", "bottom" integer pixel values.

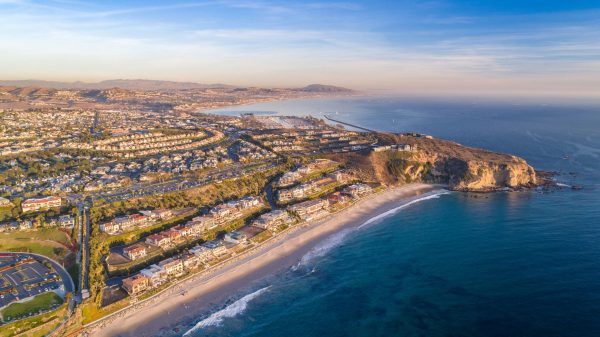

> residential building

[
  {"left": 57, "top": 215, "right": 75, "bottom": 228},
  {"left": 100, "top": 213, "right": 154, "bottom": 234},
  {"left": 0, "top": 197, "right": 11, "bottom": 207},
  {"left": 288, "top": 199, "right": 329, "bottom": 221},
  {"left": 186, "top": 216, "right": 216, "bottom": 234},
  {"left": 209, "top": 204, "right": 234, "bottom": 222},
  {"left": 326, "top": 170, "right": 352, "bottom": 183},
  {"left": 122, "top": 274, "right": 149, "bottom": 295},
  {"left": 189, "top": 245, "right": 215, "bottom": 262},
  {"left": 158, "top": 257, "right": 184, "bottom": 276},
  {"left": 21, "top": 196, "right": 62, "bottom": 212},
  {"left": 201, "top": 240, "right": 228, "bottom": 257},
  {"left": 123, "top": 243, "right": 147, "bottom": 261},
  {"left": 237, "top": 196, "right": 261, "bottom": 209},
  {"left": 327, "top": 192, "right": 351, "bottom": 208},
  {"left": 277, "top": 171, "right": 301, "bottom": 187},
  {"left": 140, "top": 265, "right": 167, "bottom": 287},
  {"left": 171, "top": 224, "right": 194, "bottom": 237},
  {"left": 161, "top": 228, "right": 183, "bottom": 242},
  {"left": 252, "top": 210, "right": 291, "bottom": 231},
  {"left": 140, "top": 208, "right": 173, "bottom": 220},
  {"left": 342, "top": 184, "right": 373, "bottom": 199},
  {"left": 277, "top": 182, "right": 318, "bottom": 203},
  {"left": 146, "top": 234, "right": 171, "bottom": 248},
  {"left": 19, "top": 220, "right": 33, "bottom": 231},
  {"left": 182, "top": 253, "right": 202, "bottom": 270},
  {"left": 100, "top": 221, "right": 120, "bottom": 235}
]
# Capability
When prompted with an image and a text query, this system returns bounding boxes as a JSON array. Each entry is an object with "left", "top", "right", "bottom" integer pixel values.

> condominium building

[
  {"left": 21, "top": 196, "right": 62, "bottom": 213},
  {"left": 123, "top": 243, "right": 147, "bottom": 261},
  {"left": 122, "top": 274, "right": 149, "bottom": 295}
]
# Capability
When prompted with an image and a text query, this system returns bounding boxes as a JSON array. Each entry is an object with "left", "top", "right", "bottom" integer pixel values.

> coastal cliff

[{"left": 334, "top": 133, "right": 538, "bottom": 192}]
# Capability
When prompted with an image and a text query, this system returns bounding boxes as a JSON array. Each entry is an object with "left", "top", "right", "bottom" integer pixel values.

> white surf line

[
  {"left": 295, "top": 189, "right": 451, "bottom": 268},
  {"left": 183, "top": 286, "right": 271, "bottom": 336},
  {"left": 358, "top": 190, "right": 451, "bottom": 229}
]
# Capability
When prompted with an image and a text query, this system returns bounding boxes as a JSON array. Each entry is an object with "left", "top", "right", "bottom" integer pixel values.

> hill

[
  {"left": 300, "top": 84, "right": 355, "bottom": 93},
  {"left": 329, "top": 132, "right": 538, "bottom": 192},
  {"left": 0, "top": 80, "right": 355, "bottom": 93},
  {"left": 0, "top": 79, "right": 231, "bottom": 91}
]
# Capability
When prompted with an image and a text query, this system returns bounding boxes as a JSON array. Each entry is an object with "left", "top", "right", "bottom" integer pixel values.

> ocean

[{"left": 181, "top": 96, "right": 600, "bottom": 337}]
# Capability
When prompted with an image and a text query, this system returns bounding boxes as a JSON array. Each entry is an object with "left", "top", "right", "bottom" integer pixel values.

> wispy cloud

[{"left": 0, "top": 0, "right": 598, "bottom": 95}]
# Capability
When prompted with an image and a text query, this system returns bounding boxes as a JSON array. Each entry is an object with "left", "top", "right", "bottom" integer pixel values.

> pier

[{"left": 323, "top": 114, "right": 376, "bottom": 132}]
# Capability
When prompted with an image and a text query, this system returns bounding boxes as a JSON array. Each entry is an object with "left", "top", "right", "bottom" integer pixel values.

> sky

[{"left": 1, "top": 0, "right": 600, "bottom": 96}]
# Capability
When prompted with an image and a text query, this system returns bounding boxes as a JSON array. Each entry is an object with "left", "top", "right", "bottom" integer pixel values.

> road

[
  {"left": 264, "top": 177, "right": 279, "bottom": 210},
  {"left": 88, "top": 160, "right": 283, "bottom": 203},
  {"left": 83, "top": 205, "right": 91, "bottom": 296},
  {"left": 77, "top": 201, "right": 91, "bottom": 300}
]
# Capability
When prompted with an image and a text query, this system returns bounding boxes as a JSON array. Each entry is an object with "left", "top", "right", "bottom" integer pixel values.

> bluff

[{"left": 334, "top": 133, "right": 538, "bottom": 192}]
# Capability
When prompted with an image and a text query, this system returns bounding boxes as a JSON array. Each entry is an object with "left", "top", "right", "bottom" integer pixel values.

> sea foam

[
  {"left": 295, "top": 190, "right": 451, "bottom": 268},
  {"left": 294, "top": 228, "right": 354, "bottom": 269},
  {"left": 183, "top": 286, "right": 270, "bottom": 336},
  {"left": 357, "top": 190, "right": 451, "bottom": 229}
]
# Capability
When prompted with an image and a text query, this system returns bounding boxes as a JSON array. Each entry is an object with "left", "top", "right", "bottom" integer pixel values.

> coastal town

[
  {"left": 0, "top": 0, "right": 591, "bottom": 336},
  {"left": 0, "top": 82, "right": 385, "bottom": 336},
  {"left": 0, "top": 81, "right": 541, "bottom": 337}
]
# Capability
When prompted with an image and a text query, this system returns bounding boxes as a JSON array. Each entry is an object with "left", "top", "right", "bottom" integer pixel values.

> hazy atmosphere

[
  {"left": 2, "top": 2, "right": 600, "bottom": 337},
  {"left": 1, "top": 0, "right": 600, "bottom": 96}
]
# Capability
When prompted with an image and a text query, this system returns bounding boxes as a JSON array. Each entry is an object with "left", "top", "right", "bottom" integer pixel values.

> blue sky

[{"left": 1, "top": 0, "right": 599, "bottom": 95}]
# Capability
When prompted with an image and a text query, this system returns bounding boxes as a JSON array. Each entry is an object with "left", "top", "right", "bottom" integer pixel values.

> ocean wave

[
  {"left": 555, "top": 183, "right": 571, "bottom": 188},
  {"left": 357, "top": 190, "right": 451, "bottom": 229},
  {"left": 294, "top": 189, "right": 451, "bottom": 269},
  {"left": 293, "top": 228, "right": 354, "bottom": 269},
  {"left": 182, "top": 286, "right": 270, "bottom": 336}
]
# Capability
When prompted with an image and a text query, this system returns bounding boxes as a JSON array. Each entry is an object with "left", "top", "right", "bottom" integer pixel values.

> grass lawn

[
  {"left": 0, "top": 239, "right": 66, "bottom": 261},
  {"left": 0, "top": 303, "right": 67, "bottom": 337},
  {"left": 81, "top": 298, "right": 130, "bottom": 324},
  {"left": 0, "top": 228, "right": 73, "bottom": 262},
  {"left": 2, "top": 228, "right": 72, "bottom": 246},
  {"left": 1, "top": 292, "right": 63, "bottom": 322}
]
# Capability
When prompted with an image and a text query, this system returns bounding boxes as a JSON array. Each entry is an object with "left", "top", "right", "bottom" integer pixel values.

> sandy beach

[{"left": 88, "top": 183, "right": 445, "bottom": 337}]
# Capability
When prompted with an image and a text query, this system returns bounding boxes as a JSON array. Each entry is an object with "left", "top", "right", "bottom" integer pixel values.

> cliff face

[
  {"left": 334, "top": 133, "right": 538, "bottom": 192},
  {"left": 434, "top": 155, "right": 537, "bottom": 191},
  {"left": 387, "top": 134, "right": 537, "bottom": 191}
]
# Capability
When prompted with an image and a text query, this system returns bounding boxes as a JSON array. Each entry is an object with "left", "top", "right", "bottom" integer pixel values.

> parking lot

[{"left": 0, "top": 253, "right": 63, "bottom": 309}]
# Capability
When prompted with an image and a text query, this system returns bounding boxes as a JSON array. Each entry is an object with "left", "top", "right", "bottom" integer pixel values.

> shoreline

[
  {"left": 198, "top": 93, "right": 363, "bottom": 116},
  {"left": 87, "top": 183, "right": 446, "bottom": 337}
]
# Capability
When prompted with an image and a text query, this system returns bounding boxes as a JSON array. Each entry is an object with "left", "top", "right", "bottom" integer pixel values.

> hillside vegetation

[{"left": 328, "top": 133, "right": 537, "bottom": 192}]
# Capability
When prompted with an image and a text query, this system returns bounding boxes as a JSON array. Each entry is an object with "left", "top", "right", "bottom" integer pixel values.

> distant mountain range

[
  {"left": 0, "top": 79, "right": 231, "bottom": 91},
  {"left": 0, "top": 79, "right": 354, "bottom": 92}
]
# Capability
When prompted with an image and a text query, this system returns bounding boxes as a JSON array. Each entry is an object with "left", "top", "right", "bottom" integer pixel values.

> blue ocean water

[{"left": 186, "top": 97, "right": 600, "bottom": 337}]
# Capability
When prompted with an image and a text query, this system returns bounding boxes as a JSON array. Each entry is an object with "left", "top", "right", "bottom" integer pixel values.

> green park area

[
  {"left": 0, "top": 229, "right": 73, "bottom": 261},
  {"left": 0, "top": 297, "right": 68, "bottom": 337},
  {"left": 1, "top": 292, "right": 63, "bottom": 322}
]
